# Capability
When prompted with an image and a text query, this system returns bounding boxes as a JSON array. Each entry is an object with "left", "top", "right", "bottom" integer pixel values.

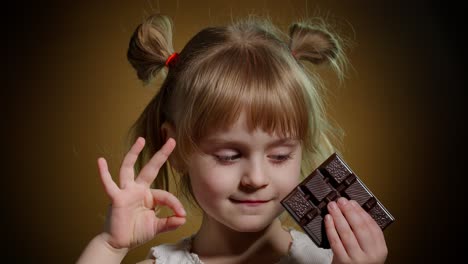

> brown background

[{"left": 6, "top": 0, "right": 464, "bottom": 263}]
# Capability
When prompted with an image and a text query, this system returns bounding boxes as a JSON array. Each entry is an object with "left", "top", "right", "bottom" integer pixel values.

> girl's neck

[{"left": 191, "top": 215, "right": 292, "bottom": 264}]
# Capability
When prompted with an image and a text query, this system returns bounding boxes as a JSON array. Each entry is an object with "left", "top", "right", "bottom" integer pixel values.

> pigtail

[
  {"left": 289, "top": 20, "right": 347, "bottom": 82},
  {"left": 127, "top": 14, "right": 175, "bottom": 84},
  {"left": 125, "top": 14, "right": 177, "bottom": 192}
]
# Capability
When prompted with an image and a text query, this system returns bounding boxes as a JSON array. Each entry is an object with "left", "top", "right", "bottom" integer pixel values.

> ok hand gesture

[{"left": 97, "top": 137, "right": 186, "bottom": 250}]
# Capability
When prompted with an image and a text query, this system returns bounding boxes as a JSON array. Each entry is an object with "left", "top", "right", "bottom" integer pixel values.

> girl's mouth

[{"left": 230, "top": 198, "right": 270, "bottom": 206}]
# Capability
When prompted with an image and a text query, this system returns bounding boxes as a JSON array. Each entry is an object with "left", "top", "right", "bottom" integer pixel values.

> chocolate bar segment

[
  {"left": 282, "top": 188, "right": 315, "bottom": 222},
  {"left": 281, "top": 153, "right": 395, "bottom": 248}
]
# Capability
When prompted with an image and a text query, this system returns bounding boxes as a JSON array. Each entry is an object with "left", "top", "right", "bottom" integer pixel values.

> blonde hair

[{"left": 126, "top": 14, "right": 347, "bottom": 206}]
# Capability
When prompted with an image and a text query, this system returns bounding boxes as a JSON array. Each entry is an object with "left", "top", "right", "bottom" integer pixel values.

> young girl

[{"left": 78, "top": 14, "right": 388, "bottom": 264}]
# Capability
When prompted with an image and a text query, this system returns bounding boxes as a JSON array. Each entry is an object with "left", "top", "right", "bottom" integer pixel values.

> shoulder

[
  {"left": 285, "top": 228, "right": 333, "bottom": 264},
  {"left": 146, "top": 235, "right": 202, "bottom": 264}
]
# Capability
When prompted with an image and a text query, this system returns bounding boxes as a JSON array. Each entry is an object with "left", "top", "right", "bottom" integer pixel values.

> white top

[{"left": 147, "top": 229, "right": 333, "bottom": 264}]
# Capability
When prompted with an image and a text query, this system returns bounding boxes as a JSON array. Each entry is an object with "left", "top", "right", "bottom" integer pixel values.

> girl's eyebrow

[
  {"left": 266, "top": 138, "right": 300, "bottom": 148},
  {"left": 201, "top": 138, "right": 299, "bottom": 149}
]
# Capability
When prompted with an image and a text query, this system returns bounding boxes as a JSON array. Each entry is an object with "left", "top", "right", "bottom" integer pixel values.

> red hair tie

[{"left": 165, "top": 52, "right": 179, "bottom": 67}]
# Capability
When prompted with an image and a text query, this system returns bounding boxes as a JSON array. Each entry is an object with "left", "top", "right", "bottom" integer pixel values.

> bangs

[{"left": 178, "top": 44, "right": 312, "bottom": 152}]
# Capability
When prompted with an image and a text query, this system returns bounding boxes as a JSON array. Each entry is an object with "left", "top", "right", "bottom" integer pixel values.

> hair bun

[{"left": 127, "top": 14, "right": 175, "bottom": 84}]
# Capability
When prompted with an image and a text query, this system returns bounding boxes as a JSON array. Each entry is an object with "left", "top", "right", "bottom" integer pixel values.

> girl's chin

[{"left": 225, "top": 216, "right": 276, "bottom": 233}]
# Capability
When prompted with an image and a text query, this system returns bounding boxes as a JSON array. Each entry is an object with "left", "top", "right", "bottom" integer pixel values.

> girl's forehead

[{"left": 196, "top": 109, "right": 300, "bottom": 143}]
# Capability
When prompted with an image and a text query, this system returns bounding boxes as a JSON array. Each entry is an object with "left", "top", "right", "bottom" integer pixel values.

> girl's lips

[{"left": 230, "top": 198, "right": 270, "bottom": 204}]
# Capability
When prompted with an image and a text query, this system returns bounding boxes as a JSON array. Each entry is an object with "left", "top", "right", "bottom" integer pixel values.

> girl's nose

[{"left": 240, "top": 158, "right": 270, "bottom": 190}]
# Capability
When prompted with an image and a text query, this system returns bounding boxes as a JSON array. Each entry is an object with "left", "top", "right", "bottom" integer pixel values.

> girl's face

[{"left": 186, "top": 112, "right": 302, "bottom": 232}]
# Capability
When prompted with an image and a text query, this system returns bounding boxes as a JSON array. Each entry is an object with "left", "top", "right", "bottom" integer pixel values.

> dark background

[{"left": 5, "top": 0, "right": 465, "bottom": 263}]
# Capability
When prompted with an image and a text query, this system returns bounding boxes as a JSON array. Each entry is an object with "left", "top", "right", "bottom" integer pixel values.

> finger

[
  {"left": 150, "top": 189, "right": 186, "bottom": 217},
  {"left": 356, "top": 202, "right": 389, "bottom": 260},
  {"left": 325, "top": 214, "right": 350, "bottom": 263},
  {"left": 343, "top": 200, "right": 376, "bottom": 252},
  {"left": 328, "top": 199, "right": 361, "bottom": 257},
  {"left": 97, "top": 157, "right": 119, "bottom": 198},
  {"left": 119, "top": 137, "right": 146, "bottom": 188},
  {"left": 136, "top": 138, "right": 176, "bottom": 187},
  {"left": 358, "top": 202, "right": 386, "bottom": 243},
  {"left": 154, "top": 216, "right": 186, "bottom": 234}
]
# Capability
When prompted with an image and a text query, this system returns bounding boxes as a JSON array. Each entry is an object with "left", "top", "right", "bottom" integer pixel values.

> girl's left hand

[{"left": 325, "top": 197, "right": 388, "bottom": 264}]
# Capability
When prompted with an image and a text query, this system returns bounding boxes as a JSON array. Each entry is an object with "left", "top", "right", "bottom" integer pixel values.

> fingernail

[
  {"left": 181, "top": 208, "right": 187, "bottom": 217},
  {"left": 328, "top": 201, "right": 337, "bottom": 211},
  {"left": 338, "top": 197, "right": 348, "bottom": 206},
  {"left": 325, "top": 214, "right": 332, "bottom": 222},
  {"left": 350, "top": 200, "right": 359, "bottom": 207}
]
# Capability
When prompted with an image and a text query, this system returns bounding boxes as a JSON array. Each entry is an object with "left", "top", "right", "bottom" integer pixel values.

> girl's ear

[
  {"left": 160, "top": 122, "right": 182, "bottom": 171},
  {"left": 161, "top": 121, "right": 176, "bottom": 141}
]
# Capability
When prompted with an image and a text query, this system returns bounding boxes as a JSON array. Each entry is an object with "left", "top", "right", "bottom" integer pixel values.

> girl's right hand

[{"left": 97, "top": 137, "right": 186, "bottom": 250}]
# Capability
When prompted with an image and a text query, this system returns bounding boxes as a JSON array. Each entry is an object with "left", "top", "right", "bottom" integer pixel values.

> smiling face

[{"left": 186, "top": 112, "right": 302, "bottom": 232}]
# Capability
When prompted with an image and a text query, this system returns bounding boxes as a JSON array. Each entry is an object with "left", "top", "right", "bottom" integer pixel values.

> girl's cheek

[
  {"left": 274, "top": 160, "right": 302, "bottom": 192},
  {"left": 196, "top": 167, "right": 240, "bottom": 191}
]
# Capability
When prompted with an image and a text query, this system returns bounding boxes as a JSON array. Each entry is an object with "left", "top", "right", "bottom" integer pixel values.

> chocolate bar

[{"left": 281, "top": 153, "right": 395, "bottom": 248}]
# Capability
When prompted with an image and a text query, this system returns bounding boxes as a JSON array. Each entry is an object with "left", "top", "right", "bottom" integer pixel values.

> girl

[{"left": 78, "top": 14, "right": 387, "bottom": 264}]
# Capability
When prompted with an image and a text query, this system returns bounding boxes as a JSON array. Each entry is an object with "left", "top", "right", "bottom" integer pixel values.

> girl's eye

[
  {"left": 215, "top": 154, "right": 240, "bottom": 161},
  {"left": 214, "top": 154, "right": 241, "bottom": 164},
  {"left": 214, "top": 153, "right": 241, "bottom": 164},
  {"left": 269, "top": 154, "right": 293, "bottom": 164}
]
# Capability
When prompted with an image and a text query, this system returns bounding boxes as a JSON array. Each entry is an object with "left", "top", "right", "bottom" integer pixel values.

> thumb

[
  {"left": 149, "top": 189, "right": 187, "bottom": 235},
  {"left": 154, "top": 216, "right": 186, "bottom": 234}
]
